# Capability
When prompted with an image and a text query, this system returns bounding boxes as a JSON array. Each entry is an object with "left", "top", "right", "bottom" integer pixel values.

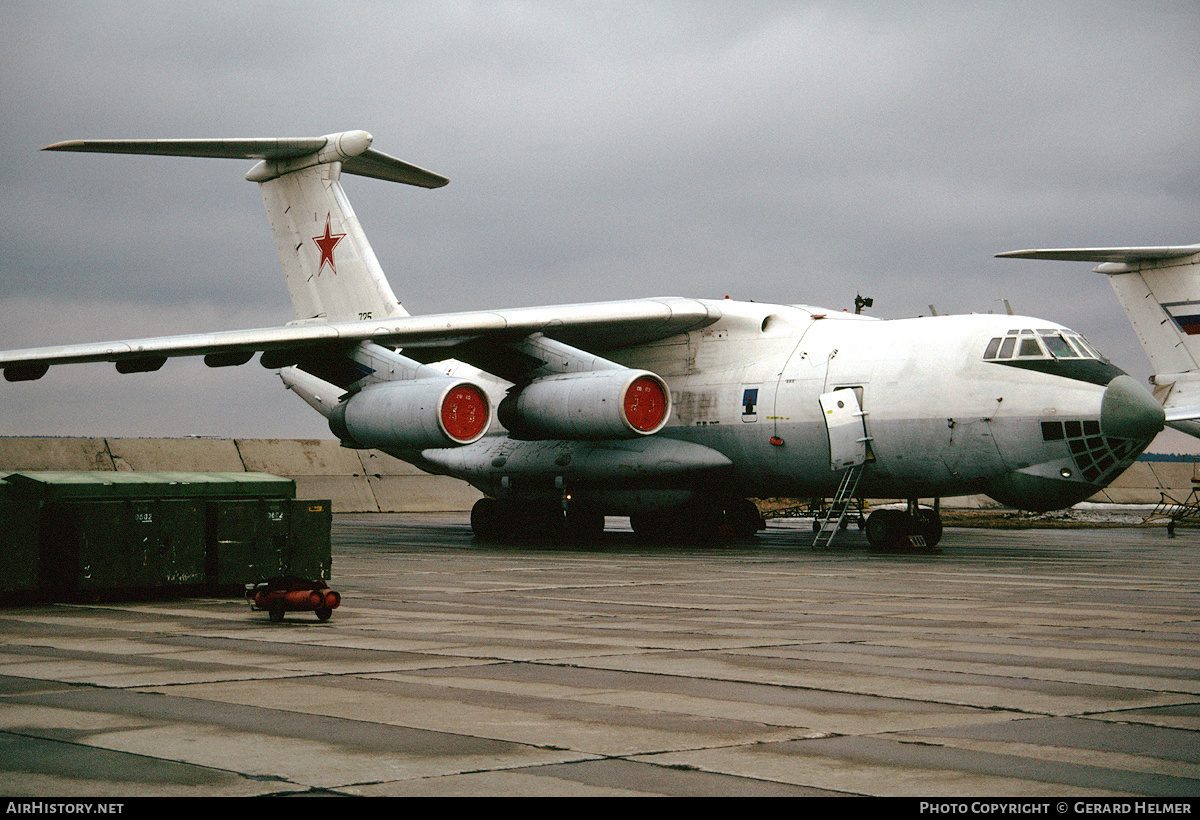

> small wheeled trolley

[{"left": 246, "top": 576, "right": 341, "bottom": 622}]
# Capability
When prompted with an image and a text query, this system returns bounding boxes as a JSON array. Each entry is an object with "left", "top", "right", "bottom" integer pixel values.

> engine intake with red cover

[{"left": 498, "top": 369, "right": 670, "bottom": 440}]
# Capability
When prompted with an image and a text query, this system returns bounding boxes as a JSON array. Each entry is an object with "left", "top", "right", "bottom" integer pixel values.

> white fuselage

[{"left": 415, "top": 299, "right": 1159, "bottom": 514}]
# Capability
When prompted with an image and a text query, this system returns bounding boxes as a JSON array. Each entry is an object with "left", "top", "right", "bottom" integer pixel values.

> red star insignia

[{"left": 312, "top": 213, "right": 346, "bottom": 276}]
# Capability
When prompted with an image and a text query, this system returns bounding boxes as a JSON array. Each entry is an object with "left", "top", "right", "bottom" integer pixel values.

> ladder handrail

[{"left": 813, "top": 463, "right": 865, "bottom": 549}]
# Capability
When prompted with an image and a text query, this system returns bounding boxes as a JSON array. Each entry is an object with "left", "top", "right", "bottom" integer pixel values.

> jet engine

[
  {"left": 498, "top": 370, "right": 670, "bottom": 440},
  {"left": 328, "top": 377, "right": 490, "bottom": 450}
]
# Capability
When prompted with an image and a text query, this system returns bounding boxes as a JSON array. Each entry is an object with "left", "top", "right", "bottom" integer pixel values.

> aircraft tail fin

[{"left": 44, "top": 131, "right": 448, "bottom": 324}]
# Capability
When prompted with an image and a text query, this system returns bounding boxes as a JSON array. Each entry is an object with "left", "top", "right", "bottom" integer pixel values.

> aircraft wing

[{"left": 0, "top": 297, "right": 721, "bottom": 382}]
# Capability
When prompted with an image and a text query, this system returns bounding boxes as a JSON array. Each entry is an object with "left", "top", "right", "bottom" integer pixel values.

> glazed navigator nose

[{"left": 1101, "top": 375, "right": 1165, "bottom": 441}]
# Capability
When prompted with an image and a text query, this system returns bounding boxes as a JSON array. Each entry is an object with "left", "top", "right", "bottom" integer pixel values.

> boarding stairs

[{"left": 812, "top": 462, "right": 866, "bottom": 549}]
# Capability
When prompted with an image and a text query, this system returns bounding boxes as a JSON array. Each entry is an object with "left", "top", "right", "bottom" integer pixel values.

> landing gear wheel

[
  {"left": 866, "top": 508, "right": 943, "bottom": 551},
  {"left": 520, "top": 501, "right": 566, "bottom": 544},
  {"left": 914, "top": 509, "right": 943, "bottom": 549},
  {"left": 629, "top": 511, "right": 664, "bottom": 540},
  {"left": 315, "top": 607, "right": 332, "bottom": 622},
  {"left": 630, "top": 506, "right": 716, "bottom": 543},
  {"left": 683, "top": 504, "right": 724, "bottom": 545},
  {"left": 865, "top": 509, "right": 907, "bottom": 551},
  {"left": 268, "top": 599, "right": 286, "bottom": 622},
  {"left": 724, "top": 499, "right": 763, "bottom": 539},
  {"left": 474, "top": 498, "right": 571, "bottom": 544},
  {"left": 631, "top": 499, "right": 762, "bottom": 544},
  {"left": 471, "top": 498, "right": 505, "bottom": 541},
  {"left": 565, "top": 504, "right": 605, "bottom": 543}
]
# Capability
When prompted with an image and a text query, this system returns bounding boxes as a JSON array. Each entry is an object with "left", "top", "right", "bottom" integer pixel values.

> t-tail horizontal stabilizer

[
  {"left": 44, "top": 130, "right": 447, "bottom": 325},
  {"left": 43, "top": 131, "right": 449, "bottom": 188},
  {"left": 996, "top": 246, "right": 1200, "bottom": 267}
]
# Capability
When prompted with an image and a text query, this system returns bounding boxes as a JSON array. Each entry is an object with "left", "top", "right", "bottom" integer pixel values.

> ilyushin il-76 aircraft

[{"left": 1, "top": 130, "right": 1168, "bottom": 549}]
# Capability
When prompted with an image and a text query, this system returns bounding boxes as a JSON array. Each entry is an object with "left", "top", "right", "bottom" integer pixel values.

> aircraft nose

[{"left": 1101, "top": 375, "right": 1165, "bottom": 441}]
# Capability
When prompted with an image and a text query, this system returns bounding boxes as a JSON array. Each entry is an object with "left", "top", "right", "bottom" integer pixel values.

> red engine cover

[
  {"left": 441, "top": 384, "right": 489, "bottom": 443},
  {"left": 623, "top": 375, "right": 669, "bottom": 432}
]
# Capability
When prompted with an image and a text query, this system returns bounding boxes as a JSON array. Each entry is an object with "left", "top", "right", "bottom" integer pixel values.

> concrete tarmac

[{"left": 1, "top": 514, "right": 1198, "bottom": 797}]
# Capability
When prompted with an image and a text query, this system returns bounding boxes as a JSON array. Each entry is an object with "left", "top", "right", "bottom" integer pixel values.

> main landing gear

[
  {"left": 864, "top": 499, "right": 943, "bottom": 551},
  {"left": 471, "top": 497, "right": 606, "bottom": 543},
  {"left": 471, "top": 496, "right": 764, "bottom": 544},
  {"left": 629, "top": 498, "right": 764, "bottom": 543}
]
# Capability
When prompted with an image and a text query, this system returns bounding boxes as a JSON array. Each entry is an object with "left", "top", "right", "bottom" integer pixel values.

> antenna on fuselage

[{"left": 854, "top": 294, "right": 874, "bottom": 315}]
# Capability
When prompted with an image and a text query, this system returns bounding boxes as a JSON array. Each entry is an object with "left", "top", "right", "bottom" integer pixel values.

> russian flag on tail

[{"left": 1162, "top": 301, "right": 1200, "bottom": 335}]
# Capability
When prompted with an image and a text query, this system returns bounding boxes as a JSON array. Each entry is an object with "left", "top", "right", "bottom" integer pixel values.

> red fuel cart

[{"left": 246, "top": 577, "right": 341, "bottom": 622}]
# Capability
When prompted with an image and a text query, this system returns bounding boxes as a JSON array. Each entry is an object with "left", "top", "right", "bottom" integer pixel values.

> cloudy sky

[{"left": 1, "top": 1, "right": 1198, "bottom": 449}]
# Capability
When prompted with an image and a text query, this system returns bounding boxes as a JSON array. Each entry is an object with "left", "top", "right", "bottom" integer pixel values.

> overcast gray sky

[{"left": 1, "top": 1, "right": 1198, "bottom": 449}]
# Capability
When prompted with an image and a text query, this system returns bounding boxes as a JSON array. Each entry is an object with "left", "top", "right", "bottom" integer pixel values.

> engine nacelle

[
  {"left": 498, "top": 370, "right": 670, "bottom": 440},
  {"left": 329, "top": 378, "right": 490, "bottom": 450}
]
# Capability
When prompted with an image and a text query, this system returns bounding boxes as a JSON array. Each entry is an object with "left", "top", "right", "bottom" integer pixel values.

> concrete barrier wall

[
  {"left": 0, "top": 437, "right": 1194, "bottom": 511},
  {"left": 0, "top": 438, "right": 482, "bottom": 513}
]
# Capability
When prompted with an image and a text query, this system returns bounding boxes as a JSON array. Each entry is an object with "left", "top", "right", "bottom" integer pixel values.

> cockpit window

[
  {"left": 1075, "top": 336, "right": 1103, "bottom": 358},
  {"left": 984, "top": 329, "right": 1103, "bottom": 362},
  {"left": 1040, "top": 332, "right": 1078, "bottom": 358},
  {"left": 1018, "top": 337, "right": 1043, "bottom": 357}
]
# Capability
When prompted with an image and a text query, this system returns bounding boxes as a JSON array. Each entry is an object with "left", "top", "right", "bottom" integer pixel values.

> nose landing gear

[{"left": 865, "top": 499, "right": 943, "bottom": 552}]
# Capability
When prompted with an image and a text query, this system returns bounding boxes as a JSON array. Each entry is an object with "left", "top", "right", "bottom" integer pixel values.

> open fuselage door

[
  {"left": 812, "top": 387, "right": 871, "bottom": 548},
  {"left": 820, "top": 388, "right": 869, "bottom": 471}
]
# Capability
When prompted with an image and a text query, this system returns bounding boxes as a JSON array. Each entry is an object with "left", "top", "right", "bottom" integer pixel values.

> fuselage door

[{"left": 820, "top": 388, "right": 868, "bottom": 470}]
